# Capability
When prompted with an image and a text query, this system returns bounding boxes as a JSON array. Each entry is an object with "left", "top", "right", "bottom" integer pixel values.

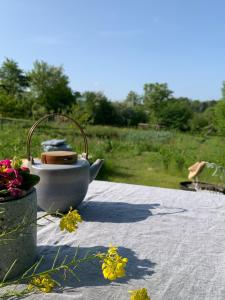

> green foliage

[
  {"left": 160, "top": 146, "right": 173, "bottom": 170},
  {"left": 190, "top": 99, "right": 217, "bottom": 113},
  {"left": 213, "top": 99, "right": 225, "bottom": 134},
  {"left": 174, "top": 150, "right": 186, "bottom": 172},
  {"left": 160, "top": 99, "right": 193, "bottom": 131},
  {"left": 190, "top": 112, "right": 210, "bottom": 133},
  {"left": 123, "top": 129, "right": 173, "bottom": 143},
  {"left": 28, "top": 60, "right": 75, "bottom": 112},
  {"left": 69, "top": 102, "right": 92, "bottom": 126},
  {"left": 82, "top": 91, "right": 117, "bottom": 125},
  {"left": 0, "top": 58, "right": 32, "bottom": 118},
  {"left": 20, "top": 172, "right": 40, "bottom": 191},
  {"left": 0, "top": 93, "right": 33, "bottom": 118},
  {"left": 124, "top": 91, "right": 142, "bottom": 106},
  {"left": 0, "top": 58, "right": 29, "bottom": 96},
  {"left": 0, "top": 57, "right": 222, "bottom": 134},
  {"left": 31, "top": 103, "right": 47, "bottom": 120},
  {"left": 221, "top": 81, "right": 225, "bottom": 100},
  {"left": 0, "top": 121, "right": 225, "bottom": 189},
  {"left": 113, "top": 102, "right": 148, "bottom": 126},
  {"left": 143, "top": 82, "right": 173, "bottom": 120}
]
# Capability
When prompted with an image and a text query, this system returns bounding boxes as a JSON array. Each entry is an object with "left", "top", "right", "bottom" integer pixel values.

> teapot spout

[{"left": 90, "top": 159, "right": 104, "bottom": 182}]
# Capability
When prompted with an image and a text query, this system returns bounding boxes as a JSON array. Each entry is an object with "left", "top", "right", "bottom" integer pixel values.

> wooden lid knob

[{"left": 41, "top": 151, "right": 78, "bottom": 165}]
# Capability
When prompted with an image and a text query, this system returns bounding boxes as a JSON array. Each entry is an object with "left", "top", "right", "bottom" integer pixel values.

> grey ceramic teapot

[{"left": 27, "top": 114, "right": 103, "bottom": 213}]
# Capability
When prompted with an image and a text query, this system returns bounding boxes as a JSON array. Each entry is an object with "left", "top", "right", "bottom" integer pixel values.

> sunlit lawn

[{"left": 0, "top": 119, "right": 224, "bottom": 189}]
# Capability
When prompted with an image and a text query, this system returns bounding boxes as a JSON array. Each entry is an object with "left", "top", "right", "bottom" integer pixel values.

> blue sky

[{"left": 0, "top": 0, "right": 225, "bottom": 101}]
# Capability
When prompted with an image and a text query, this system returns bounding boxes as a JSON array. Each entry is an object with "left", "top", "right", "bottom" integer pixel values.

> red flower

[
  {"left": 0, "top": 158, "right": 39, "bottom": 200},
  {"left": 8, "top": 187, "right": 23, "bottom": 198},
  {"left": 4, "top": 168, "right": 14, "bottom": 174},
  {"left": 0, "top": 160, "right": 12, "bottom": 168},
  {"left": 21, "top": 166, "right": 29, "bottom": 172},
  {"left": 7, "top": 177, "right": 23, "bottom": 188}
]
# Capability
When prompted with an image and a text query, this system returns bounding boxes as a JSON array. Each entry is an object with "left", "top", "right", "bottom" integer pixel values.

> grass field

[{"left": 0, "top": 117, "right": 224, "bottom": 189}]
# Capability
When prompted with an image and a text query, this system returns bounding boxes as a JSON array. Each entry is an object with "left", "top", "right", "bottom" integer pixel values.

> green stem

[{"left": 0, "top": 253, "right": 98, "bottom": 288}]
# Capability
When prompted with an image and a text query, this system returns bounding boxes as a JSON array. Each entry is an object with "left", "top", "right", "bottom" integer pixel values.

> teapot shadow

[
  {"left": 37, "top": 245, "right": 156, "bottom": 290},
  {"left": 79, "top": 201, "right": 160, "bottom": 223}
]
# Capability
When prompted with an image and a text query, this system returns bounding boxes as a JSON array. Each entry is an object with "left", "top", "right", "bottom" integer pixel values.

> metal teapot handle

[{"left": 27, "top": 113, "right": 88, "bottom": 162}]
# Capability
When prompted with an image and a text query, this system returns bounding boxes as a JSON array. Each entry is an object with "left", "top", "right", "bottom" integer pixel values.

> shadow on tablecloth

[
  {"left": 37, "top": 244, "right": 156, "bottom": 290},
  {"left": 79, "top": 201, "right": 187, "bottom": 223}
]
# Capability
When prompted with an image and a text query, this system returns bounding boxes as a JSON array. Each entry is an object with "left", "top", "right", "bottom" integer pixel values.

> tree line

[{"left": 0, "top": 58, "right": 225, "bottom": 134}]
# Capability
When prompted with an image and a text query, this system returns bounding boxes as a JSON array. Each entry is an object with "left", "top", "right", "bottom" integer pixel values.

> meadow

[{"left": 0, "top": 117, "right": 224, "bottom": 189}]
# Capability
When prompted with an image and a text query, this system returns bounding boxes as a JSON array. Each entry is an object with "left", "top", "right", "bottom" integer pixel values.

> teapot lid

[
  {"left": 31, "top": 157, "right": 89, "bottom": 170},
  {"left": 41, "top": 151, "right": 77, "bottom": 165}
]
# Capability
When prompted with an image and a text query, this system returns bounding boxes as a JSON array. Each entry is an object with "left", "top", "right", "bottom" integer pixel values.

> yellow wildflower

[
  {"left": 129, "top": 288, "right": 151, "bottom": 300},
  {"left": 101, "top": 246, "right": 128, "bottom": 281},
  {"left": 28, "top": 274, "right": 56, "bottom": 293},
  {"left": 11, "top": 157, "right": 23, "bottom": 169},
  {"left": 60, "top": 207, "right": 82, "bottom": 232}
]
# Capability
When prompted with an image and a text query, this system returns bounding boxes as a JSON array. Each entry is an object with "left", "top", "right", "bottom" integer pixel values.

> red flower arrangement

[{"left": 0, "top": 158, "right": 40, "bottom": 201}]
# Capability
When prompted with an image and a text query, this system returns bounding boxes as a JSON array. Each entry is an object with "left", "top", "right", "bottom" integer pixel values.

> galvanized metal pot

[{"left": 0, "top": 189, "right": 37, "bottom": 280}]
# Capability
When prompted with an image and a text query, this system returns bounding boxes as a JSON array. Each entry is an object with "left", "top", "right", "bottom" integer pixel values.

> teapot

[{"left": 27, "top": 114, "right": 104, "bottom": 213}]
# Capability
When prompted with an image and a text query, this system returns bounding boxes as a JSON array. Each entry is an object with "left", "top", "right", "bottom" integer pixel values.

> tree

[
  {"left": 190, "top": 99, "right": 217, "bottom": 113},
  {"left": 31, "top": 102, "right": 47, "bottom": 120},
  {"left": 222, "top": 81, "right": 225, "bottom": 100},
  {"left": 0, "top": 58, "right": 29, "bottom": 96},
  {"left": 112, "top": 102, "right": 148, "bottom": 126},
  {"left": 82, "top": 91, "right": 117, "bottom": 125},
  {"left": 160, "top": 99, "right": 193, "bottom": 131},
  {"left": 213, "top": 100, "right": 225, "bottom": 134},
  {"left": 124, "top": 91, "right": 142, "bottom": 107},
  {"left": 0, "top": 93, "right": 33, "bottom": 118},
  {"left": 212, "top": 82, "right": 225, "bottom": 134},
  {"left": 28, "top": 61, "right": 75, "bottom": 112},
  {"left": 0, "top": 58, "right": 32, "bottom": 118},
  {"left": 143, "top": 82, "right": 173, "bottom": 121},
  {"left": 190, "top": 112, "right": 211, "bottom": 133},
  {"left": 69, "top": 103, "right": 92, "bottom": 126}
]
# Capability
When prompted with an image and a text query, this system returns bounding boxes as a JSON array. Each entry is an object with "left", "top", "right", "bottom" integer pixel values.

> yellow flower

[
  {"left": 60, "top": 207, "right": 82, "bottom": 232},
  {"left": 0, "top": 165, "right": 7, "bottom": 172},
  {"left": 11, "top": 157, "right": 23, "bottom": 169},
  {"left": 28, "top": 274, "right": 56, "bottom": 293},
  {"left": 101, "top": 246, "right": 128, "bottom": 281},
  {"left": 129, "top": 288, "right": 151, "bottom": 300}
]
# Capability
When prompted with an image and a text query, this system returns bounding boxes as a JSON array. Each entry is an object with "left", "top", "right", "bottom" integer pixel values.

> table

[{"left": 20, "top": 181, "right": 225, "bottom": 299}]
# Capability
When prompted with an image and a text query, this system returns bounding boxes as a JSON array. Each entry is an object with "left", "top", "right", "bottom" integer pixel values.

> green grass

[{"left": 0, "top": 119, "right": 225, "bottom": 189}]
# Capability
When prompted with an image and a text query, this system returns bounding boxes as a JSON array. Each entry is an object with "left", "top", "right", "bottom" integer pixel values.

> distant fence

[
  {"left": 0, "top": 115, "right": 33, "bottom": 129},
  {"left": 0, "top": 115, "right": 77, "bottom": 133},
  {"left": 138, "top": 123, "right": 166, "bottom": 130},
  {"left": 0, "top": 116, "right": 167, "bottom": 132}
]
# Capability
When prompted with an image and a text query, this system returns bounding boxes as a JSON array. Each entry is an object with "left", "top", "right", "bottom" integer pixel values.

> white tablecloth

[{"left": 17, "top": 181, "right": 225, "bottom": 299}]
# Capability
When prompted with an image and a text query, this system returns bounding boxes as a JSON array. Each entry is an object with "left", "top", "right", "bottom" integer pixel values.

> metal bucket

[{"left": 0, "top": 189, "right": 37, "bottom": 280}]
